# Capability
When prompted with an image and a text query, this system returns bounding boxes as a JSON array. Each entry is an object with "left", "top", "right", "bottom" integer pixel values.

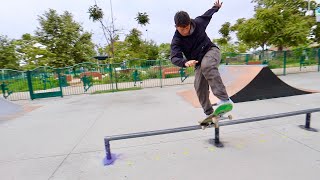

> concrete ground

[
  {"left": 0, "top": 72, "right": 319, "bottom": 180},
  {"left": 0, "top": 98, "right": 23, "bottom": 118}
]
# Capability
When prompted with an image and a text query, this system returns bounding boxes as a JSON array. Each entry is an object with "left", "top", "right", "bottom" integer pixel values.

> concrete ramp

[
  {"left": 0, "top": 98, "right": 23, "bottom": 120},
  {"left": 178, "top": 65, "right": 316, "bottom": 108}
]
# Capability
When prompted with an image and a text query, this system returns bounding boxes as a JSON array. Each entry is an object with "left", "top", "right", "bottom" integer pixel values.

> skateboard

[{"left": 199, "top": 103, "right": 233, "bottom": 129}]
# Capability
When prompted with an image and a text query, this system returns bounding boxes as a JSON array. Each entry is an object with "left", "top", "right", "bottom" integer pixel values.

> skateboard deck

[{"left": 199, "top": 103, "right": 233, "bottom": 129}]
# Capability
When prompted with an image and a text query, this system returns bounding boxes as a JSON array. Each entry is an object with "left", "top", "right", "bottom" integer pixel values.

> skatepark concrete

[
  {"left": 0, "top": 98, "right": 41, "bottom": 121},
  {"left": 0, "top": 72, "right": 319, "bottom": 180},
  {"left": 0, "top": 98, "right": 23, "bottom": 119}
]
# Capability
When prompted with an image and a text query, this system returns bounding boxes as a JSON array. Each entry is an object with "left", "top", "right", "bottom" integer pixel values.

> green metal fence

[
  {"left": 27, "top": 66, "right": 63, "bottom": 100},
  {"left": 222, "top": 48, "right": 320, "bottom": 75},
  {"left": 1, "top": 60, "right": 195, "bottom": 101},
  {"left": 0, "top": 69, "right": 29, "bottom": 100},
  {"left": 1, "top": 49, "right": 320, "bottom": 101}
]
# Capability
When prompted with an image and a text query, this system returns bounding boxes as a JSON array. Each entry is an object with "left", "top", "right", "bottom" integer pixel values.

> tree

[
  {"left": 135, "top": 12, "right": 150, "bottom": 40},
  {"left": 268, "top": 9, "right": 313, "bottom": 50},
  {"left": 110, "top": 28, "right": 159, "bottom": 63},
  {"left": 158, "top": 43, "right": 171, "bottom": 60},
  {"left": 72, "top": 32, "right": 96, "bottom": 64},
  {"left": 112, "top": 41, "right": 132, "bottom": 62},
  {"left": 88, "top": 4, "right": 120, "bottom": 59},
  {"left": 141, "top": 40, "right": 158, "bottom": 60},
  {"left": 251, "top": 0, "right": 320, "bottom": 49},
  {"left": 312, "top": 23, "right": 320, "bottom": 43},
  {"left": 110, "top": 29, "right": 146, "bottom": 62},
  {"left": 310, "top": 2, "right": 320, "bottom": 44},
  {"left": 36, "top": 9, "right": 95, "bottom": 67},
  {"left": 232, "top": 3, "right": 313, "bottom": 50},
  {"left": 214, "top": 22, "right": 249, "bottom": 54},
  {"left": 88, "top": 4, "right": 104, "bottom": 21},
  {"left": 124, "top": 28, "right": 158, "bottom": 60},
  {"left": 214, "top": 40, "right": 236, "bottom": 54},
  {"left": 14, "top": 33, "right": 54, "bottom": 70},
  {"left": 252, "top": 0, "right": 313, "bottom": 13},
  {"left": 217, "top": 22, "right": 231, "bottom": 44},
  {"left": 0, "top": 35, "right": 19, "bottom": 69},
  {"left": 125, "top": 28, "right": 143, "bottom": 52},
  {"left": 232, "top": 7, "right": 281, "bottom": 50},
  {"left": 135, "top": 12, "right": 150, "bottom": 26}
]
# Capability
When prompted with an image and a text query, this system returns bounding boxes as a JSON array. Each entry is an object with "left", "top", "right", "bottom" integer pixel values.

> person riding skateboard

[{"left": 170, "top": 0, "right": 233, "bottom": 120}]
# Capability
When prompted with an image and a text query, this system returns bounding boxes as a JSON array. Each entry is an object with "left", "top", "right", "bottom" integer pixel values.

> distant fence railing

[
  {"left": 0, "top": 60, "right": 195, "bottom": 101},
  {"left": 222, "top": 48, "right": 320, "bottom": 74},
  {"left": 1, "top": 49, "right": 320, "bottom": 101}
]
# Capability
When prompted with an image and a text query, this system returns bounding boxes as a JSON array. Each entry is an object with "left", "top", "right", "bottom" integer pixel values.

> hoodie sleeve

[
  {"left": 170, "top": 37, "right": 187, "bottom": 68},
  {"left": 195, "top": 7, "right": 220, "bottom": 29}
]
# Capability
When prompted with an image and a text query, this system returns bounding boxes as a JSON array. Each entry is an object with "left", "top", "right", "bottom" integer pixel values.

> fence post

[
  {"left": 109, "top": 64, "right": 114, "bottom": 92},
  {"left": 159, "top": 60, "right": 163, "bottom": 88},
  {"left": 1, "top": 69, "right": 4, "bottom": 81},
  {"left": 283, "top": 51, "right": 287, "bottom": 76},
  {"left": 113, "top": 64, "right": 118, "bottom": 91},
  {"left": 26, "top": 70, "right": 34, "bottom": 100},
  {"left": 57, "top": 68, "right": 63, "bottom": 98},
  {"left": 318, "top": 48, "right": 320, "bottom": 72},
  {"left": 300, "top": 54, "right": 305, "bottom": 71},
  {"left": 245, "top": 54, "right": 249, "bottom": 65}
]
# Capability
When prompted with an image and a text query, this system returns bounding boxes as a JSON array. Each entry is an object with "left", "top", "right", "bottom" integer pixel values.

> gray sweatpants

[{"left": 194, "top": 47, "right": 229, "bottom": 115}]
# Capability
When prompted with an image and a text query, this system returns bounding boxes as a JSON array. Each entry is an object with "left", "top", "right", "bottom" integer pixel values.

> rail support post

[
  {"left": 211, "top": 122, "right": 224, "bottom": 148},
  {"left": 299, "top": 113, "right": 318, "bottom": 132},
  {"left": 103, "top": 138, "right": 116, "bottom": 165},
  {"left": 214, "top": 126, "right": 224, "bottom": 147}
]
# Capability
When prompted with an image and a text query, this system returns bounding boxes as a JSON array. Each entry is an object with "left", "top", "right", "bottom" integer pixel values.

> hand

[
  {"left": 214, "top": 0, "right": 223, "bottom": 9},
  {"left": 185, "top": 60, "right": 198, "bottom": 67}
]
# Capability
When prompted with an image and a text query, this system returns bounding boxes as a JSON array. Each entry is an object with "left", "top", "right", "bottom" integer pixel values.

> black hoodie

[{"left": 170, "top": 7, "right": 220, "bottom": 68}]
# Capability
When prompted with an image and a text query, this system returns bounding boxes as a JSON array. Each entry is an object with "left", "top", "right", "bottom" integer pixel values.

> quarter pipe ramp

[{"left": 177, "top": 65, "right": 316, "bottom": 108}]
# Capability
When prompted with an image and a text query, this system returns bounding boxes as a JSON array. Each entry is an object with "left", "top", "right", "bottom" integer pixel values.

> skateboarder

[{"left": 170, "top": 0, "right": 232, "bottom": 118}]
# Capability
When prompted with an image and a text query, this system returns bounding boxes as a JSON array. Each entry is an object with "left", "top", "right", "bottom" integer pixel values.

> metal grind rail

[{"left": 103, "top": 108, "right": 320, "bottom": 165}]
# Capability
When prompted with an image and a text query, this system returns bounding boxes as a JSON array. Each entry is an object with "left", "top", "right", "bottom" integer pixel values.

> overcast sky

[{"left": 0, "top": 0, "right": 256, "bottom": 45}]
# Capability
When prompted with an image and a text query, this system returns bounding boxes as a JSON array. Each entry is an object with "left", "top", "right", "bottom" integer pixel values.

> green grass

[{"left": 91, "top": 87, "right": 142, "bottom": 94}]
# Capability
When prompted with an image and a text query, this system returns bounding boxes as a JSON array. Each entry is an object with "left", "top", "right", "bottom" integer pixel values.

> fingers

[
  {"left": 185, "top": 60, "right": 198, "bottom": 67},
  {"left": 214, "top": 0, "right": 222, "bottom": 7}
]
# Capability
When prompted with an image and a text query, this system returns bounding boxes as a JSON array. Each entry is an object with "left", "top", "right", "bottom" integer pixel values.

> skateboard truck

[
  {"left": 200, "top": 114, "right": 232, "bottom": 130},
  {"left": 200, "top": 114, "right": 233, "bottom": 148}
]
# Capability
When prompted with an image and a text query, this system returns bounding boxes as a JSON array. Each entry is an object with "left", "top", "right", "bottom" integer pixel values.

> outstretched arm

[{"left": 196, "top": 0, "right": 223, "bottom": 28}]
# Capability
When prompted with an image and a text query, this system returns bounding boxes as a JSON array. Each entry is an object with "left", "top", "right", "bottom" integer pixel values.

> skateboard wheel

[{"left": 228, "top": 115, "right": 233, "bottom": 120}]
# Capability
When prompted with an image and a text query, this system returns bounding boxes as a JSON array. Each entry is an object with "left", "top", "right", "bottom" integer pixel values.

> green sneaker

[
  {"left": 199, "top": 99, "right": 233, "bottom": 125},
  {"left": 213, "top": 103, "right": 233, "bottom": 116}
]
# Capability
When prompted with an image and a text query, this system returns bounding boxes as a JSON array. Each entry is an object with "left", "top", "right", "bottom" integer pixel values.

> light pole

[
  {"left": 109, "top": 0, "right": 115, "bottom": 58},
  {"left": 109, "top": 0, "right": 115, "bottom": 32},
  {"left": 306, "top": 0, "right": 314, "bottom": 16}
]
